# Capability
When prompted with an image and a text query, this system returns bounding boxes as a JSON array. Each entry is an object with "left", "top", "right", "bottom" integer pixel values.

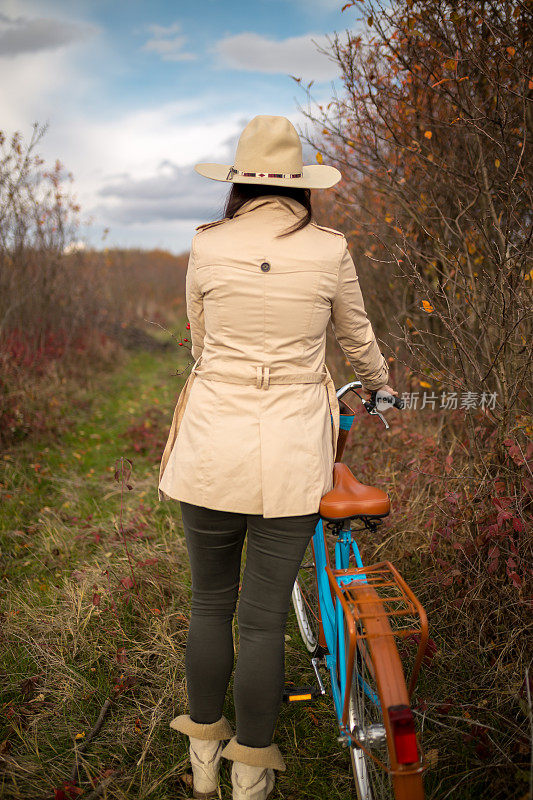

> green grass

[{"left": 0, "top": 344, "right": 356, "bottom": 800}]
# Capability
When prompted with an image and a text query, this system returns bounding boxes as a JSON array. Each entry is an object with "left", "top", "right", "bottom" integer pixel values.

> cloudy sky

[{"left": 0, "top": 0, "right": 359, "bottom": 253}]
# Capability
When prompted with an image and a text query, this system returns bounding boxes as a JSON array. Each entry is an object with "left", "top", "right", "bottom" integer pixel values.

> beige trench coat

[{"left": 158, "top": 194, "right": 389, "bottom": 518}]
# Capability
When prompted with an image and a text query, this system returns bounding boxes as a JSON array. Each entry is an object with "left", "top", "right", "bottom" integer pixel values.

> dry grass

[
  {"left": 1, "top": 499, "right": 193, "bottom": 799},
  {"left": 1, "top": 342, "right": 531, "bottom": 799}
]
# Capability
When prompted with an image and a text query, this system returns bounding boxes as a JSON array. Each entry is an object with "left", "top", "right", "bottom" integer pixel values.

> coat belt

[
  {"left": 158, "top": 356, "right": 340, "bottom": 502},
  {"left": 192, "top": 361, "right": 328, "bottom": 389}
]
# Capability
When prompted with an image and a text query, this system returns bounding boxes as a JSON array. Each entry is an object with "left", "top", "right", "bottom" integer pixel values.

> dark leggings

[{"left": 179, "top": 501, "right": 319, "bottom": 748}]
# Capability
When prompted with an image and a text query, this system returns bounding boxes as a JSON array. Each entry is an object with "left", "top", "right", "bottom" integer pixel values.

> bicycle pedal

[{"left": 282, "top": 685, "right": 319, "bottom": 703}]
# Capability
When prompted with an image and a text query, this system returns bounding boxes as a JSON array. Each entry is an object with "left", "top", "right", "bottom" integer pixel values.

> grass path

[{"left": 1, "top": 345, "right": 357, "bottom": 800}]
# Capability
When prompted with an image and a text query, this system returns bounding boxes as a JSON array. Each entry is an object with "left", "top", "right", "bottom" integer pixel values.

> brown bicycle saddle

[{"left": 319, "top": 462, "right": 390, "bottom": 521}]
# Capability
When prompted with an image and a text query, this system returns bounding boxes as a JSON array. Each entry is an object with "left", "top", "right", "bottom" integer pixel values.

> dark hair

[{"left": 222, "top": 183, "right": 312, "bottom": 238}]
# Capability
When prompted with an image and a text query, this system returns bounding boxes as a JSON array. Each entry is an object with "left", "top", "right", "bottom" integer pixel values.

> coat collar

[{"left": 232, "top": 194, "right": 307, "bottom": 219}]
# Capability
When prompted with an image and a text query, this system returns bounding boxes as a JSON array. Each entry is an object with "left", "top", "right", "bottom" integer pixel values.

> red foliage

[
  {"left": 122, "top": 407, "right": 167, "bottom": 461},
  {"left": 1, "top": 326, "right": 108, "bottom": 374},
  {"left": 54, "top": 782, "right": 82, "bottom": 799}
]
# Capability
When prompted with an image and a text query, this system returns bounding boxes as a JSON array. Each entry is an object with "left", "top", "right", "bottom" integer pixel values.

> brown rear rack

[{"left": 325, "top": 559, "right": 429, "bottom": 699}]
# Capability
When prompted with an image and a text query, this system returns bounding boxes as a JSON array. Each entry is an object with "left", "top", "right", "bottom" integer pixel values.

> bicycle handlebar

[
  {"left": 334, "top": 382, "right": 403, "bottom": 458},
  {"left": 336, "top": 382, "right": 403, "bottom": 411}
]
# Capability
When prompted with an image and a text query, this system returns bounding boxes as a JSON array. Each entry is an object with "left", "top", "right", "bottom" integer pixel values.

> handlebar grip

[{"left": 369, "top": 389, "right": 404, "bottom": 410}]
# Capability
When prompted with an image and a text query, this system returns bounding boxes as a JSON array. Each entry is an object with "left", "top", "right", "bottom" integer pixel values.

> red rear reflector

[{"left": 388, "top": 705, "right": 418, "bottom": 764}]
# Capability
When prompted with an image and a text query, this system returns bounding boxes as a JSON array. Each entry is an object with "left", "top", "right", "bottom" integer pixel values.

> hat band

[{"left": 226, "top": 166, "right": 303, "bottom": 180}]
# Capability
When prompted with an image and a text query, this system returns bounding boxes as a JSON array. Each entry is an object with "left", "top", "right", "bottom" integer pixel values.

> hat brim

[{"left": 194, "top": 162, "right": 341, "bottom": 189}]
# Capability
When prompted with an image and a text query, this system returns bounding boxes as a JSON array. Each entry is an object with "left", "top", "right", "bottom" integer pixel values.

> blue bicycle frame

[{"left": 313, "top": 411, "right": 379, "bottom": 740}]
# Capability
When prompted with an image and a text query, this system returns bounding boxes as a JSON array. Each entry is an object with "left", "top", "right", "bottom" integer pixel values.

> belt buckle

[{"left": 256, "top": 364, "right": 270, "bottom": 389}]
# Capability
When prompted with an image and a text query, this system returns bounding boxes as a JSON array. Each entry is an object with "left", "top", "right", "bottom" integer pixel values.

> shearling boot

[
  {"left": 170, "top": 714, "right": 233, "bottom": 798},
  {"left": 230, "top": 763, "right": 275, "bottom": 800},
  {"left": 220, "top": 736, "right": 286, "bottom": 800}
]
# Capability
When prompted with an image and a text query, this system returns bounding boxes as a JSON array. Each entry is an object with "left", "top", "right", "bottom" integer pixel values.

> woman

[{"left": 158, "top": 115, "right": 397, "bottom": 800}]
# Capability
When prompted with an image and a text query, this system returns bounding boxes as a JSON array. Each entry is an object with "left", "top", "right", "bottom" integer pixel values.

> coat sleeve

[
  {"left": 331, "top": 238, "right": 389, "bottom": 392},
  {"left": 185, "top": 239, "right": 205, "bottom": 361}
]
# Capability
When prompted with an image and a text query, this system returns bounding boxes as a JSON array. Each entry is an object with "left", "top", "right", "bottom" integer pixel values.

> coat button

[{"left": 260, "top": 261, "right": 271, "bottom": 272}]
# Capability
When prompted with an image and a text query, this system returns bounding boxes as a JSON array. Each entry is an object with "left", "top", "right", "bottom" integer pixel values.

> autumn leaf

[
  {"left": 495, "top": 159, "right": 500, "bottom": 168},
  {"left": 55, "top": 783, "right": 82, "bottom": 800},
  {"left": 422, "top": 300, "right": 434, "bottom": 313},
  {"left": 316, "top": 152, "right": 323, "bottom": 164},
  {"left": 506, "top": 46, "right": 515, "bottom": 56},
  {"left": 75, "top": 732, "right": 85, "bottom": 740},
  {"left": 306, "top": 708, "right": 320, "bottom": 726},
  {"left": 508, "top": 571, "right": 522, "bottom": 589},
  {"left": 180, "top": 774, "right": 194, "bottom": 789},
  {"left": 20, "top": 675, "right": 40, "bottom": 700},
  {"left": 424, "top": 130, "right": 433, "bottom": 139},
  {"left": 113, "top": 675, "right": 138, "bottom": 695},
  {"left": 420, "top": 381, "right": 432, "bottom": 388}
]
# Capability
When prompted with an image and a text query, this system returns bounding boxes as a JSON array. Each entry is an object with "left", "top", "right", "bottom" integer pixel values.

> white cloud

[
  {"left": 50, "top": 103, "right": 249, "bottom": 234},
  {"left": 146, "top": 22, "right": 183, "bottom": 38},
  {"left": 0, "top": 4, "right": 340, "bottom": 250},
  {"left": 212, "top": 31, "right": 341, "bottom": 82},
  {"left": 0, "top": 45, "right": 100, "bottom": 135},
  {"left": 96, "top": 160, "right": 222, "bottom": 224},
  {"left": 0, "top": 10, "right": 97, "bottom": 56},
  {"left": 142, "top": 20, "right": 196, "bottom": 62}
]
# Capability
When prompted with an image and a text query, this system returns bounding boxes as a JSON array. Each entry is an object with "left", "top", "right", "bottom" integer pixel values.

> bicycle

[{"left": 287, "top": 380, "right": 429, "bottom": 800}]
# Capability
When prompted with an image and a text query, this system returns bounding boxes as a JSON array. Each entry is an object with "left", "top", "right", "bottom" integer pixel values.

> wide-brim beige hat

[{"left": 195, "top": 115, "right": 341, "bottom": 189}]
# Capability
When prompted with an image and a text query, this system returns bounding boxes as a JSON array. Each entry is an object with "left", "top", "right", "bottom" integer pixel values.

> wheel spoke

[{"left": 348, "top": 617, "right": 390, "bottom": 799}]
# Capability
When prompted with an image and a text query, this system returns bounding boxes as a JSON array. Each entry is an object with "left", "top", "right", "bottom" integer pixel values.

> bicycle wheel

[
  {"left": 291, "top": 539, "right": 320, "bottom": 653},
  {"left": 344, "top": 584, "right": 425, "bottom": 800}
]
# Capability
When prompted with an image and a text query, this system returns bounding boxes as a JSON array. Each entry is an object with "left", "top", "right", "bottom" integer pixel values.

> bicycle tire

[
  {"left": 291, "top": 540, "right": 320, "bottom": 653},
  {"left": 344, "top": 584, "right": 425, "bottom": 800}
]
